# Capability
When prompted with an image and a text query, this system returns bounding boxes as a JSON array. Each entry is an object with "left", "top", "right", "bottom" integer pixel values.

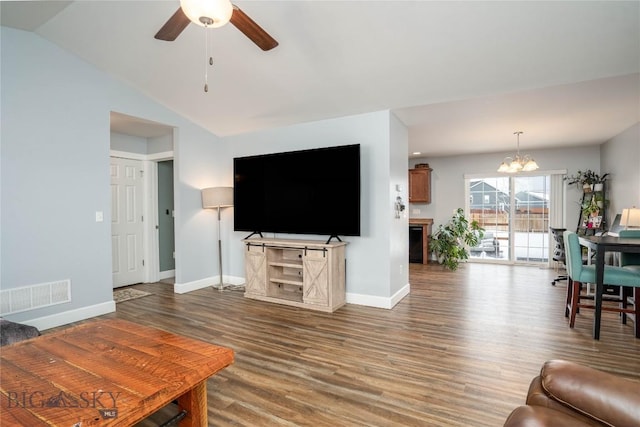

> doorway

[
  {"left": 110, "top": 111, "right": 175, "bottom": 286},
  {"left": 466, "top": 174, "right": 551, "bottom": 264},
  {"left": 158, "top": 160, "right": 175, "bottom": 278}
]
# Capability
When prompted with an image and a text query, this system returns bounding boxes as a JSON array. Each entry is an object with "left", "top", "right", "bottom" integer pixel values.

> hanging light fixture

[
  {"left": 180, "top": 0, "right": 234, "bottom": 28},
  {"left": 497, "top": 131, "right": 539, "bottom": 173}
]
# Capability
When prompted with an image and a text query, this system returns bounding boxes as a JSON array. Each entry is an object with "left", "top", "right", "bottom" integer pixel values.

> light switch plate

[{"left": 95, "top": 211, "right": 104, "bottom": 222}]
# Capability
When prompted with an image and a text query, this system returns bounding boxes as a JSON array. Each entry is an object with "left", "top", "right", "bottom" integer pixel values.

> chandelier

[{"left": 497, "top": 131, "right": 539, "bottom": 173}]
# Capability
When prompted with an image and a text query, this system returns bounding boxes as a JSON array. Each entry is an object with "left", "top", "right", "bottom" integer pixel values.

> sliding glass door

[{"left": 467, "top": 175, "right": 551, "bottom": 264}]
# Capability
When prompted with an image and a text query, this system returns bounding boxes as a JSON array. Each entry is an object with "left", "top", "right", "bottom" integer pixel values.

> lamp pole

[
  {"left": 201, "top": 186, "right": 234, "bottom": 291},
  {"left": 217, "top": 205, "right": 224, "bottom": 290}
]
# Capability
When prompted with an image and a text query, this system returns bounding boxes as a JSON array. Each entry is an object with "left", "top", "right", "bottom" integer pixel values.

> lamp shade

[
  {"left": 180, "top": 0, "right": 233, "bottom": 27},
  {"left": 202, "top": 187, "right": 233, "bottom": 208},
  {"left": 621, "top": 207, "right": 640, "bottom": 228}
]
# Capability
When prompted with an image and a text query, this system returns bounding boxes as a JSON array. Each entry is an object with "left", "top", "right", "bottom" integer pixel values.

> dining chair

[
  {"left": 619, "top": 229, "right": 640, "bottom": 272},
  {"left": 618, "top": 229, "right": 640, "bottom": 335},
  {"left": 549, "top": 227, "right": 567, "bottom": 286},
  {"left": 563, "top": 231, "right": 640, "bottom": 338}
]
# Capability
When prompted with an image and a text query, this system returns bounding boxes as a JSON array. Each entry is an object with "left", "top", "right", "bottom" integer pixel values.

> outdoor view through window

[{"left": 467, "top": 175, "right": 551, "bottom": 263}]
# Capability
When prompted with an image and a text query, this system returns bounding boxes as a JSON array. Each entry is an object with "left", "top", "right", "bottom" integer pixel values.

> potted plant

[
  {"left": 429, "top": 208, "right": 484, "bottom": 271},
  {"left": 593, "top": 173, "right": 609, "bottom": 192},
  {"left": 593, "top": 191, "right": 607, "bottom": 209},
  {"left": 582, "top": 198, "right": 600, "bottom": 218},
  {"left": 564, "top": 170, "right": 608, "bottom": 193}
]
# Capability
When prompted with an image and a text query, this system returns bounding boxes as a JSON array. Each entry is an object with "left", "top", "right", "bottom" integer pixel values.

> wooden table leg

[
  {"left": 176, "top": 380, "right": 208, "bottom": 426},
  {"left": 593, "top": 248, "right": 605, "bottom": 340}
]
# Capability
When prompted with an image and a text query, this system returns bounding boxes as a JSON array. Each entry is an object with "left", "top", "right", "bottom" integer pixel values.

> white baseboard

[
  {"left": 159, "top": 270, "right": 175, "bottom": 280},
  {"left": 21, "top": 301, "right": 116, "bottom": 331},
  {"left": 174, "top": 275, "right": 244, "bottom": 294},
  {"left": 174, "top": 274, "right": 409, "bottom": 309},
  {"left": 346, "top": 283, "right": 410, "bottom": 309}
]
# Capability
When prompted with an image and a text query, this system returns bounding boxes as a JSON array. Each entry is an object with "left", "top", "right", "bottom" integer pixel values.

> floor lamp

[{"left": 202, "top": 187, "right": 233, "bottom": 290}]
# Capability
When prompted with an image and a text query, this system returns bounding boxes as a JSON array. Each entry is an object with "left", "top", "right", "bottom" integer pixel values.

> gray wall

[
  {"left": 110, "top": 132, "right": 174, "bottom": 154},
  {"left": 221, "top": 111, "right": 404, "bottom": 302},
  {"left": 410, "top": 127, "right": 639, "bottom": 235},
  {"left": 1, "top": 27, "right": 222, "bottom": 327},
  {"left": 600, "top": 122, "right": 640, "bottom": 224},
  {"left": 410, "top": 145, "right": 602, "bottom": 232}
]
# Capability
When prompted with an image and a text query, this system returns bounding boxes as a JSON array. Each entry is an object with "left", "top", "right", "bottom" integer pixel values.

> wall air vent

[{"left": 0, "top": 280, "right": 71, "bottom": 316}]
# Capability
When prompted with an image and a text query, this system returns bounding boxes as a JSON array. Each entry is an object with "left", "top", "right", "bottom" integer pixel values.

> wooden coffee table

[{"left": 0, "top": 318, "right": 234, "bottom": 426}]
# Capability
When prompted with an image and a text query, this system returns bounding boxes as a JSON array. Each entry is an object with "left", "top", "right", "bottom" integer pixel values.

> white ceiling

[{"left": 2, "top": 1, "right": 639, "bottom": 157}]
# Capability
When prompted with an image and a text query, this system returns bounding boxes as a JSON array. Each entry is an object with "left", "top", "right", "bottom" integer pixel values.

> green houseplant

[
  {"left": 582, "top": 198, "right": 600, "bottom": 217},
  {"left": 564, "top": 170, "right": 609, "bottom": 192},
  {"left": 429, "top": 208, "right": 484, "bottom": 271}
]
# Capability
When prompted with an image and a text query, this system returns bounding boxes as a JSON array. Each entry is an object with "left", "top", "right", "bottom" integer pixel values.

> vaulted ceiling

[{"left": 2, "top": 1, "right": 638, "bottom": 157}]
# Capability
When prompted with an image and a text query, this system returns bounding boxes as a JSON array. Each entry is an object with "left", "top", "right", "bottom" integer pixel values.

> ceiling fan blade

[
  {"left": 155, "top": 7, "right": 191, "bottom": 41},
  {"left": 230, "top": 6, "right": 278, "bottom": 51}
]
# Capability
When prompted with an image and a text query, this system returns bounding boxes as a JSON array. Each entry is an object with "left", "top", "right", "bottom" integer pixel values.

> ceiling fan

[{"left": 155, "top": 0, "right": 278, "bottom": 51}]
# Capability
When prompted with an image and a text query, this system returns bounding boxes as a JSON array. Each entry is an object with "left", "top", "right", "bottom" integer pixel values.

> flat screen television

[{"left": 234, "top": 144, "right": 361, "bottom": 239}]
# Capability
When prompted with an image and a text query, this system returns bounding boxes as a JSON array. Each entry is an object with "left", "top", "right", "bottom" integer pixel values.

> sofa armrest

[
  {"left": 525, "top": 376, "right": 601, "bottom": 426},
  {"left": 503, "top": 405, "right": 594, "bottom": 427},
  {"left": 539, "top": 360, "right": 640, "bottom": 427}
]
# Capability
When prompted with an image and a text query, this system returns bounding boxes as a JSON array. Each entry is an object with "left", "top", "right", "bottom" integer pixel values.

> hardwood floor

[{"left": 97, "top": 264, "right": 639, "bottom": 425}]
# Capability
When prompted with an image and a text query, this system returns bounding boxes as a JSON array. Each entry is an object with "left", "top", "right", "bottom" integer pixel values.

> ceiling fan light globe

[{"left": 180, "top": 0, "right": 234, "bottom": 28}]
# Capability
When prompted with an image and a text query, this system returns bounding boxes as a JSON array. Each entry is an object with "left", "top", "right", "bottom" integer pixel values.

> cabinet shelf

[
  {"left": 269, "top": 261, "right": 302, "bottom": 269},
  {"left": 269, "top": 277, "right": 303, "bottom": 286}
]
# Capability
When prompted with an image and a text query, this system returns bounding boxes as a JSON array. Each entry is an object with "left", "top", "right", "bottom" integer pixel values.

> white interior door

[{"left": 111, "top": 157, "right": 144, "bottom": 288}]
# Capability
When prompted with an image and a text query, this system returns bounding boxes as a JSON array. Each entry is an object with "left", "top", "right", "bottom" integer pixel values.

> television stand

[
  {"left": 244, "top": 231, "right": 264, "bottom": 239},
  {"left": 325, "top": 235, "right": 342, "bottom": 244},
  {"left": 243, "top": 237, "right": 347, "bottom": 312}
]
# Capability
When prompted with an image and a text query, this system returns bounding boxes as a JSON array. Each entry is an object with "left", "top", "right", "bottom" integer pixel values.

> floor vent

[{"left": 0, "top": 280, "right": 71, "bottom": 315}]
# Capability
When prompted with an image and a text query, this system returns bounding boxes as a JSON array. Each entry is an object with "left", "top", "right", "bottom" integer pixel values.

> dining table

[{"left": 578, "top": 235, "right": 640, "bottom": 339}]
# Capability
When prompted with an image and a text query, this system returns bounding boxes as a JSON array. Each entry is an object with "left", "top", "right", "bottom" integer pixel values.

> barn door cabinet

[
  {"left": 243, "top": 238, "right": 347, "bottom": 312},
  {"left": 409, "top": 166, "right": 432, "bottom": 203}
]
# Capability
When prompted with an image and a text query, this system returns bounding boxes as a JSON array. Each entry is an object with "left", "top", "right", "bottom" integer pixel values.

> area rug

[{"left": 113, "top": 288, "right": 153, "bottom": 304}]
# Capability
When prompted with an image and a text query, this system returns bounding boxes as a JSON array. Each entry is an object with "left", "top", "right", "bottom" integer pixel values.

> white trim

[
  {"left": 346, "top": 283, "right": 410, "bottom": 309},
  {"left": 20, "top": 301, "right": 116, "bottom": 331},
  {"left": 110, "top": 150, "right": 146, "bottom": 161},
  {"left": 147, "top": 151, "right": 174, "bottom": 161},
  {"left": 176, "top": 274, "right": 410, "bottom": 310},
  {"left": 109, "top": 150, "right": 174, "bottom": 162},
  {"left": 159, "top": 269, "right": 176, "bottom": 280},
  {"left": 174, "top": 274, "right": 244, "bottom": 294},
  {"left": 144, "top": 160, "right": 160, "bottom": 283}
]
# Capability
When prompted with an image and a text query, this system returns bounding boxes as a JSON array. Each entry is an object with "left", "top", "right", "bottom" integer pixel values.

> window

[{"left": 466, "top": 174, "right": 558, "bottom": 264}]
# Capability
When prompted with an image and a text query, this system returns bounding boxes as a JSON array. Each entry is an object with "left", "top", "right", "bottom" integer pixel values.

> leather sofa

[{"left": 503, "top": 360, "right": 640, "bottom": 427}]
